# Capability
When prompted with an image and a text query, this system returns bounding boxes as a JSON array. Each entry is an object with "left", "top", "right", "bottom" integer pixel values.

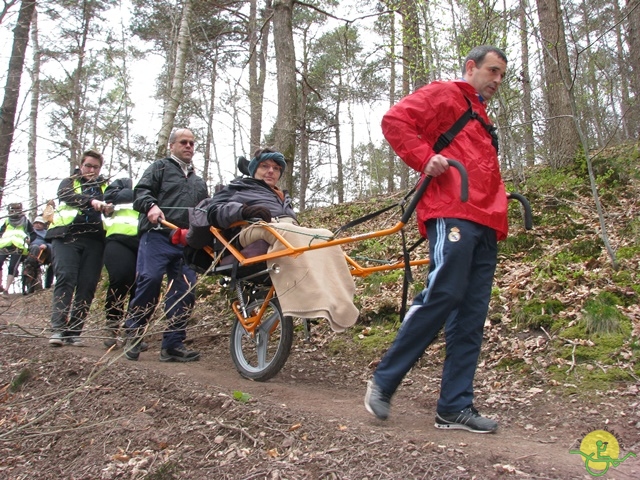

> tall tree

[
  {"left": 519, "top": 0, "right": 535, "bottom": 167},
  {"left": 625, "top": 0, "right": 640, "bottom": 135},
  {"left": 27, "top": 4, "right": 41, "bottom": 216},
  {"left": 535, "top": 0, "right": 581, "bottom": 168},
  {"left": 0, "top": 0, "right": 36, "bottom": 207},
  {"left": 613, "top": 0, "right": 634, "bottom": 139},
  {"left": 248, "top": 0, "right": 272, "bottom": 154},
  {"left": 400, "top": 0, "right": 426, "bottom": 90},
  {"left": 155, "top": 0, "right": 192, "bottom": 157},
  {"left": 40, "top": 0, "right": 120, "bottom": 172},
  {"left": 272, "top": 0, "right": 297, "bottom": 192}
]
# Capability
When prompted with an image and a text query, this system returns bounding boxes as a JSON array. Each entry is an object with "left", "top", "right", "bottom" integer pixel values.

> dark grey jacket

[
  {"left": 133, "top": 157, "right": 208, "bottom": 233},
  {"left": 206, "top": 177, "right": 296, "bottom": 229}
]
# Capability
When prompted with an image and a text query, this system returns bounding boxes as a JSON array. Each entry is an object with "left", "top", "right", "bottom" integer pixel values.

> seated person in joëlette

[{"left": 176, "top": 148, "right": 359, "bottom": 333}]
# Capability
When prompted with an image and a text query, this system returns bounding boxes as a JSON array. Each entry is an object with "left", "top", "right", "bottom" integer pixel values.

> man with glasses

[
  {"left": 47, "top": 150, "right": 110, "bottom": 346},
  {"left": 123, "top": 128, "right": 208, "bottom": 363}
]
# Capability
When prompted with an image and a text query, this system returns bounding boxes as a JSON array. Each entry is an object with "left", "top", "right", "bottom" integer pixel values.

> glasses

[
  {"left": 258, "top": 163, "right": 282, "bottom": 173},
  {"left": 178, "top": 140, "right": 195, "bottom": 146},
  {"left": 82, "top": 163, "right": 101, "bottom": 170}
]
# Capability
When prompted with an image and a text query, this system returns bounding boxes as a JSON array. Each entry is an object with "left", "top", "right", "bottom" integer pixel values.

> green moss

[
  {"left": 582, "top": 291, "right": 629, "bottom": 335},
  {"left": 352, "top": 325, "right": 397, "bottom": 356},
  {"left": 548, "top": 365, "right": 635, "bottom": 393},
  {"left": 617, "top": 245, "right": 640, "bottom": 261},
  {"left": 568, "top": 238, "right": 603, "bottom": 260},
  {"left": 512, "top": 299, "right": 565, "bottom": 330},
  {"left": 495, "top": 356, "right": 525, "bottom": 370},
  {"left": 498, "top": 232, "right": 539, "bottom": 256}
]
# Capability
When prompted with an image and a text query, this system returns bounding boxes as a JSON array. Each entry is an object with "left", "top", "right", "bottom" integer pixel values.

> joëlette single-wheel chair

[{"left": 166, "top": 158, "right": 532, "bottom": 382}]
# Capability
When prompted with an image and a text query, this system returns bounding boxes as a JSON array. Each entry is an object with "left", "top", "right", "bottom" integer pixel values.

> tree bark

[
  {"left": 386, "top": 10, "right": 396, "bottom": 193},
  {"left": 614, "top": 0, "right": 633, "bottom": 139},
  {"left": 519, "top": 0, "right": 535, "bottom": 167},
  {"left": 249, "top": 0, "right": 272, "bottom": 154},
  {"left": 27, "top": 5, "right": 40, "bottom": 217},
  {"left": 155, "top": 0, "right": 192, "bottom": 158},
  {"left": 272, "top": 0, "right": 297, "bottom": 193},
  {"left": 0, "top": 0, "right": 36, "bottom": 207},
  {"left": 625, "top": 0, "right": 640, "bottom": 137},
  {"left": 535, "top": 0, "right": 580, "bottom": 168}
]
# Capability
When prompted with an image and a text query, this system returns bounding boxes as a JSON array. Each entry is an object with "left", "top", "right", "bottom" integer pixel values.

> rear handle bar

[
  {"left": 400, "top": 159, "right": 468, "bottom": 225},
  {"left": 507, "top": 192, "right": 534, "bottom": 230},
  {"left": 399, "top": 159, "right": 533, "bottom": 230}
]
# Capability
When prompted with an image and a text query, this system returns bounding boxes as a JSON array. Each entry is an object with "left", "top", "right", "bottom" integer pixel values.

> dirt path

[{"left": 1, "top": 292, "right": 639, "bottom": 479}]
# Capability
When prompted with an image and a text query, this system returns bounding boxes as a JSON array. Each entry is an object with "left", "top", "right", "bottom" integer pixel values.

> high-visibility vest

[
  {"left": 0, "top": 223, "right": 29, "bottom": 254},
  {"left": 104, "top": 203, "right": 138, "bottom": 237},
  {"left": 51, "top": 179, "right": 107, "bottom": 228}
]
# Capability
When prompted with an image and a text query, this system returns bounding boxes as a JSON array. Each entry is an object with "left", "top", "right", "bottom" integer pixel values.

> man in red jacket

[{"left": 365, "top": 45, "right": 508, "bottom": 433}]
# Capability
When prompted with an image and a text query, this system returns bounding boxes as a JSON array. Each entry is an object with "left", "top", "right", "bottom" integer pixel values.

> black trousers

[
  {"left": 103, "top": 238, "right": 137, "bottom": 329},
  {"left": 50, "top": 236, "right": 105, "bottom": 335}
]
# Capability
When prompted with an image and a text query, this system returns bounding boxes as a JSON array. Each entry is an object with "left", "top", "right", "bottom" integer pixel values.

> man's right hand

[
  {"left": 424, "top": 154, "right": 450, "bottom": 177},
  {"left": 148, "top": 204, "right": 164, "bottom": 224},
  {"left": 241, "top": 205, "right": 272, "bottom": 223}
]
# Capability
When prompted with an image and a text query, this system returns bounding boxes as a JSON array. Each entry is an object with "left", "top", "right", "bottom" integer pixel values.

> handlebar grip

[
  {"left": 507, "top": 192, "right": 533, "bottom": 230},
  {"left": 401, "top": 159, "right": 469, "bottom": 224}
]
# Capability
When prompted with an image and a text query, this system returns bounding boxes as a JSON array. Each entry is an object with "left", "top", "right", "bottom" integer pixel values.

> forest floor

[{"left": 0, "top": 288, "right": 638, "bottom": 480}]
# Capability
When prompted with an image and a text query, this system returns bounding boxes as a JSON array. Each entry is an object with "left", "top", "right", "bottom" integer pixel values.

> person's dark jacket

[
  {"left": 45, "top": 175, "right": 108, "bottom": 241},
  {"left": 133, "top": 157, "right": 209, "bottom": 234},
  {"left": 206, "top": 177, "right": 296, "bottom": 230}
]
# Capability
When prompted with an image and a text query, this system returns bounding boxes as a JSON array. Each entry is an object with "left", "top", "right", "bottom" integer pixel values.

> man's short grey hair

[
  {"left": 169, "top": 128, "right": 191, "bottom": 144},
  {"left": 461, "top": 46, "right": 508, "bottom": 75}
]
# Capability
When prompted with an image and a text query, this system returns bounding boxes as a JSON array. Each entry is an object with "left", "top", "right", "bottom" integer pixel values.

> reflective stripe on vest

[
  {"left": 51, "top": 179, "right": 107, "bottom": 228},
  {"left": 104, "top": 203, "right": 138, "bottom": 237},
  {"left": 0, "top": 223, "right": 29, "bottom": 254}
]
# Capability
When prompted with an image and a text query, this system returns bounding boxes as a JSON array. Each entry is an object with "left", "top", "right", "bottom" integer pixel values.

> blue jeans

[
  {"left": 124, "top": 230, "right": 196, "bottom": 349},
  {"left": 373, "top": 218, "right": 498, "bottom": 413}
]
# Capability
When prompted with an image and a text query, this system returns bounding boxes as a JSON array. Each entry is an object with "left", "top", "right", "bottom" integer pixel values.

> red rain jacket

[{"left": 382, "top": 80, "right": 508, "bottom": 240}]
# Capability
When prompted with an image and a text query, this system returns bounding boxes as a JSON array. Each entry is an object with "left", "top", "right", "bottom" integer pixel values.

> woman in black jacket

[{"left": 47, "top": 150, "right": 111, "bottom": 347}]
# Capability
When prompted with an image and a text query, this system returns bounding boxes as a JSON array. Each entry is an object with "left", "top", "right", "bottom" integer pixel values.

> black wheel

[{"left": 229, "top": 297, "right": 293, "bottom": 381}]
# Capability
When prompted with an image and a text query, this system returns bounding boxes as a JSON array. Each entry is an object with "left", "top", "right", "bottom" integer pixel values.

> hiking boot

[
  {"left": 49, "top": 332, "right": 64, "bottom": 347},
  {"left": 103, "top": 330, "right": 119, "bottom": 348},
  {"left": 159, "top": 345, "right": 200, "bottom": 362},
  {"left": 364, "top": 379, "right": 392, "bottom": 420},
  {"left": 124, "top": 337, "right": 142, "bottom": 361},
  {"left": 435, "top": 406, "right": 498, "bottom": 434},
  {"left": 64, "top": 336, "right": 84, "bottom": 347}
]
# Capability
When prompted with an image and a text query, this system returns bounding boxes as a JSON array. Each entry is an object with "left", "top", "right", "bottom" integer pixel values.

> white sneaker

[{"left": 49, "top": 333, "right": 64, "bottom": 347}]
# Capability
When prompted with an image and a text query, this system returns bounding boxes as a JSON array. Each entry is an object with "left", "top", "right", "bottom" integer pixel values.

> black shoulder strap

[
  {"left": 432, "top": 96, "right": 499, "bottom": 154},
  {"left": 432, "top": 97, "right": 474, "bottom": 153}
]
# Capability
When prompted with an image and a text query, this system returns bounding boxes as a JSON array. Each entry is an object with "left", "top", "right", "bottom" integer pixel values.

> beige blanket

[{"left": 240, "top": 221, "right": 359, "bottom": 332}]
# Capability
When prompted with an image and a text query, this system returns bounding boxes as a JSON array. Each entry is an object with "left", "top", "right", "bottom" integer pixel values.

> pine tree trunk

[
  {"left": 156, "top": 0, "right": 192, "bottom": 158},
  {"left": 625, "top": 0, "right": 640, "bottom": 136},
  {"left": 519, "top": 0, "right": 536, "bottom": 167},
  {"left": 535, "top": 0, "right": 580, "bottom": 168},
  {"left": 249, "top": 0, "right": 272, "bottom": 154},
  {"left": 272, "top": 0, "right": 297, "bottom": 193},
  {"left": 27, "top": 6, "right": 40, "bottom": 217},
  {"left": 0, "top": 0, "right": 36, "bottom": 207}
]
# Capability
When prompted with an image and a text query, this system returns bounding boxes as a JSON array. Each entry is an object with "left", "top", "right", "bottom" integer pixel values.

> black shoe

[
  {"left": 159, "top": 345, "right": 200, "bottom": 362},
  {"left": 435, "top": 406, "right": 498, "bottom": 434},
  {"left": 124, "top": 337, "right": 142, "bottom": 361},
  {"left": 364, "top": 379, "right": 392, "bottom": 420}
]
